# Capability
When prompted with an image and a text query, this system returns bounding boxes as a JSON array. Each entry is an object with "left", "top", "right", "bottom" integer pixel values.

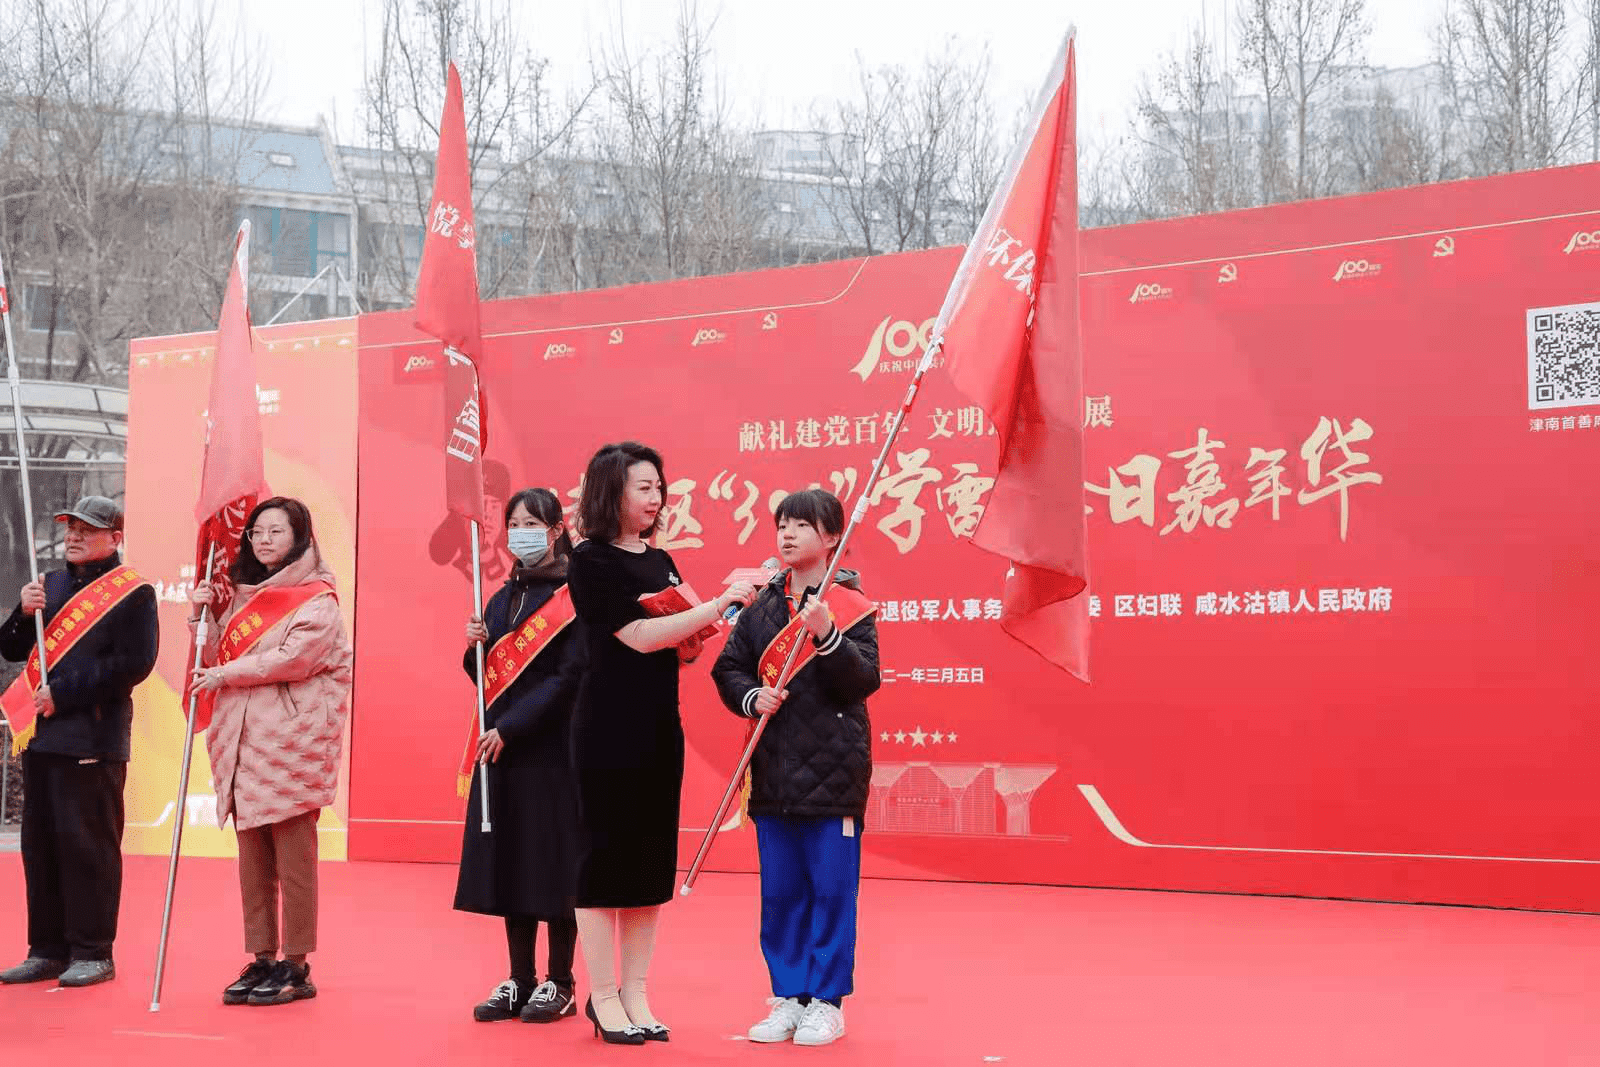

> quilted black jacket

[{"left": 710, "top": 569, "right": 881, "bottom": 820}]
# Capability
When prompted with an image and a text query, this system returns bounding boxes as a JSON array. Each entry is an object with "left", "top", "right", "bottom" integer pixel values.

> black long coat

[
  {"left": 710, "top": 569, "right": 881, "bottom": 821},
  {"left": 453, "top": 558, "right": 584, "bottom": 919}
]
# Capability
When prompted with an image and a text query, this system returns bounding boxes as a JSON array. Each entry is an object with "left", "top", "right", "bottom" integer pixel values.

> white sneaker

[
  {"left": 748, "top": 996, "right": 806, "bottom": 1043},
  {"left": 793, "top": 1000, "right": 845, "bottom": 1046}
]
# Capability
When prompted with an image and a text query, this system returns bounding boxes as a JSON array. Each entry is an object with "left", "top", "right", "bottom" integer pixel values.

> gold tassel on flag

[
  {"left": 9, "top": 719, "right": 35, "bottom": 757},
  {"left": 736, "top": 767, "right": 753, "bottom": 829}
]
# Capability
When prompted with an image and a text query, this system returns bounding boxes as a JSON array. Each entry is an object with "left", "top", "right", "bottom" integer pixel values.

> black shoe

[
  {"left": 639, "top": 1023, "right": 670, "bottom": 1042},
  {"left": 585, "top": 996, "right": 646, "bottom": 1045},
  {"left": 247, "top": 960, "right": 316, "bottom": 1005},
  {"left": 475, "top": 978, "right": 530, "bottom": 1022},
  {"left": 223, "top": 959, "right": 277, "bottom": 1005},
  {"left": 58, "top": 960, "right": 115, "bottom": 988},
  {"left": 0, "top": 957, "right": 68, "bottom": 984},
  {"left": 519, "top": 980, "right": 576, "bottom": 1023}
]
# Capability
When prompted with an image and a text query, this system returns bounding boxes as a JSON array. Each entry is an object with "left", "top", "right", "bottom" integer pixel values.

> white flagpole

[
  {"left": 150, "top": 543, "right": 216, "bottom": 1012},
  {"left": 683, "top": 28, "right": 1079, "bottom": 895},
  {"left": 0, "top": 246, "right": 49, "bottom": 686},
  {"left": 681, "top": 355, "right": 938, "bottom": 895},
  {"left": 470, "top": 524, "right": 491, "bottom": 833}
]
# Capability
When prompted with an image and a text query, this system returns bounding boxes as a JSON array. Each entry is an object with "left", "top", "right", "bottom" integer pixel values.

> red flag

[
  {"left": 931, "top": 33, "right": 1089, "bottom": 681},
  {"left": 414, "top": 62, "right": 486, "bottom": 523},
  {"left": 187, "top": 221, "right": 269, "bottom": 729}
]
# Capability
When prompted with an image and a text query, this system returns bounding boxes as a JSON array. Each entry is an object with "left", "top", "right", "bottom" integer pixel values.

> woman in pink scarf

[{"left": 189, "top": 496, "right": 351, "bottom": 1007}]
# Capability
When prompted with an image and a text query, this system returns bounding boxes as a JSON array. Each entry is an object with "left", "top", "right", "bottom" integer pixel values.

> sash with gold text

[
  {"left": 2, "top": 565, "right": 151, "bottom": 755},
  {"left": 756, "top": 583, "right": 877, "bottom": 690},
  {"left": 189, "top": 581, "right": 336, "bottom": 730},
  {"left": 732, "top": 582, "right": 878, "bottom": 826},
  {"left": 456, "top": 585, "right": 577, "bottom": 798}
]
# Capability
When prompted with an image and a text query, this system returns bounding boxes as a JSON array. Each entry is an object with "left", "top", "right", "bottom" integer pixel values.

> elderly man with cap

[{"left": 0, "top": 496, "right": 158, "bottom": 988}]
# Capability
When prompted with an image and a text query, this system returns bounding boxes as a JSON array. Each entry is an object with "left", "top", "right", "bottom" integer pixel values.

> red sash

[
  {"left": 190, "top": 581, "right": 336, "bottom": 730},
  {"left": 756, "top": 583, "right": 877, "bottom": 690},
  {"left": 457, "top": 585, "right": 577, "bottom": 798},
  {"left": 2, "top": 565, "right": 152, "bottom": 755},
  {"left": 729, "top": 580, "right": 877, "bottom": 828}
]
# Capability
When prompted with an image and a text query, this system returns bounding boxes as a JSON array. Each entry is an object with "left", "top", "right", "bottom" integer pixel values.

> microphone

[{"left": 722, "top": 557, "right": 780, "bottom": 621}]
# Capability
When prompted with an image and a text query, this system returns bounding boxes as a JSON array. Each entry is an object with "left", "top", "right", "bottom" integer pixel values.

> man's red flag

[
  {"left": 931, "top": 32, "right": 1090, "bottom": 681},
  {"left": 187, "top": 221, "right": 269, "bottom": 729},
  {"left": 414, "top": 61, "right": 486, "bottom": 524}
]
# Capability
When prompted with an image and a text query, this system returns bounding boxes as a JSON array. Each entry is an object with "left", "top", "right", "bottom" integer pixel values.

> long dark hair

[
  {"left": 576, "top": 442, "right": 664, "bottom": 544},
  {"left": 505, "top": 487, "right": 574, "bottom": 559},
  {"left": 230, "top": 496, "right": 315, "bottom": 585}
]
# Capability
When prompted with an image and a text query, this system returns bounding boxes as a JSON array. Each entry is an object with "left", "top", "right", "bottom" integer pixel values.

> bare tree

[
  {"left": 1581, "top": 0, "right": 1600, "bottom": 159},
  {"left": 359, "top": 0, "right": 591, "bottom": 302},
  {"left": 579, "top": 2, "right": 770, "bottom": 285},
  {"left": 1436, "top": 0, "right": 1583, "bottom": 174},
  {"left": 0, "top": 0, "right": 266, "bottom": 593},
  {"left": 1334, "top": 79, "right": 1457, "bottom": 192},
  {"left": 1132, "top": 21, "right": 1256, "bottom": 217},
  {"left": 1078, "top": 131, "right": 1143, "bottom": 227},
  {"left": 813, "top": 45, "right": 995, "bottom": 254},
  {"left": 1237, "top": 0, "right": 1370, "bottom": 202}
]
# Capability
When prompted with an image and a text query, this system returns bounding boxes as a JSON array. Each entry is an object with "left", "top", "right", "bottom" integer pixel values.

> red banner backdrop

[
  {"left": 242, "top": 163, "right": 1591, "bottom": 913},
  {"left": 123, "top": 318, "right": 360, "bottom": 859}
]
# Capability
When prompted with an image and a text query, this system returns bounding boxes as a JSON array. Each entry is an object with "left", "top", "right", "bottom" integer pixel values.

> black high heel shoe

[
  {"left": 639, "top": 1023, "right": 670, "bottom": 1042},
  {"left": 585, "top": 997, "right": 647, "bottom": 1046}
]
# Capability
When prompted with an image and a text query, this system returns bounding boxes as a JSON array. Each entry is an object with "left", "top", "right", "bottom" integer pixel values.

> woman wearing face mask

[
  {"left": 188, "top": 496, "right": 352, "bottom": 1007},
  {"left": 566, "top": 442, "right": 756, "bottom": 1044},
  {"left": 454, "top": 487, "right": 585, "bottom": 1026}
]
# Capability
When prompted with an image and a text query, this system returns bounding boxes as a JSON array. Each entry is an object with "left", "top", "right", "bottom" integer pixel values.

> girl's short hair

[{"left": 773, "top": 488, "right": 845, "bottom": 538}]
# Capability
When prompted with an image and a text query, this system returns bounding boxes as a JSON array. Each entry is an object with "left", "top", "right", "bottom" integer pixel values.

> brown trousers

[{"left": 236, "top": 809, "right": 320, "bottom": 957}]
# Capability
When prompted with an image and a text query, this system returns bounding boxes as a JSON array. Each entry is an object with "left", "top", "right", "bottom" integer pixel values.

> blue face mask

[{"left": 507, "top": 528, "right": 549, "bottom": 560}]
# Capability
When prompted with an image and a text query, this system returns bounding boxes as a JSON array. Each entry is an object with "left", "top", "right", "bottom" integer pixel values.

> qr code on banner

[{"left": 1528, "top": 302, "right": 1600, "bottom": 410}]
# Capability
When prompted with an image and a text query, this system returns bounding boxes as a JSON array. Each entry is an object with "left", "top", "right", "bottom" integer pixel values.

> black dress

[
  {"left": 453, "top": 558, "right": 584, "bottom": 919},
  {"left": 567, "top": 539, "right": 687, "bottom": 908}
]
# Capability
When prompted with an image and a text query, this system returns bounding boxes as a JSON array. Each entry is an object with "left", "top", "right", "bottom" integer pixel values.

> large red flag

[
  {"left": 931, "top": 32, "right": 1089, "bottom": 681},
  {"left": 187, "top": 220, "right": 269, "bottom": 729},
  {"left": 415, "top": 61, "right": 485, "bottom": 524}
]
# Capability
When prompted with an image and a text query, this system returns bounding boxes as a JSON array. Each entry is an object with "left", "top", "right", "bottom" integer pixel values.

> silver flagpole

[
  {"left": 150, "top": 543, "right": 216, "bottom": 1012},
  {"left": 470, "top": 524, "right": 491, "bottom": 832},
  {"left": 0, "top": 246, "right": 49, "bottom": 687},
  {"left": 681, "top": 349, "right": 941, "bottom": 895}
]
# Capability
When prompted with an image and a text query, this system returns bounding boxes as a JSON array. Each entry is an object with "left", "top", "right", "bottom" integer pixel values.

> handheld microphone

[{"left": 722, "top": 558, "right": 781, "bottom": 621}]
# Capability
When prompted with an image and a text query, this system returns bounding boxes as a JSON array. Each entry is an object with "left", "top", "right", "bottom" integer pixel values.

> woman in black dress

[
  {"left": 566, "top": 442, "right": 755, "bottom": 1044},
  {"left": 455, "top": 488, "right": 584, "bottom": 1025}
]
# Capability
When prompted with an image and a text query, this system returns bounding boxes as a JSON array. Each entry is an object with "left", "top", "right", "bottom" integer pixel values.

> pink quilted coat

[{"left": 202, "top": 548, "right": 352, "bottom": 831}]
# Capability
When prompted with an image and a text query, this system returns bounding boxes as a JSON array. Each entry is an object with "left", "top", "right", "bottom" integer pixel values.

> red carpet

[{"left": 2, "top": 853, "right": 1597, "bottom": 1065}]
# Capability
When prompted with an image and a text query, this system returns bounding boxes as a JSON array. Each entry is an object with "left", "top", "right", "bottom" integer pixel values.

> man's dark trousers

[{"left": 20, "top": 749, "right": 127, "bottom": 962}]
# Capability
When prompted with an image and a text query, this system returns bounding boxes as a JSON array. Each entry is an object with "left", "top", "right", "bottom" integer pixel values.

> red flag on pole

[
  {"left": 187, "top": 220, "right": 269, "bottom": 729},
  {"left": 931, "top": 32, "right": 1090, "bottom": 681},
  {"left": 414, "top": 61, "right": 486, "bottom": 524}
]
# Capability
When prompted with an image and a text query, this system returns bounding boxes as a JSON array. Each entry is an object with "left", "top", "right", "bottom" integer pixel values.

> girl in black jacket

[
  {"left": 710, "top": 489, "right": 880, "bottom": 1048},
  {"left": 455, "top": 488, "right": 584, "bottom": 1025}
]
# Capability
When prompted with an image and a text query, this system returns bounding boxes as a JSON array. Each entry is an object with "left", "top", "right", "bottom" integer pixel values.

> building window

[
  {"left": 241, "top": 207, "right": 351, "bottom": 278},
  {"left": 25, "top": 285, "right": 77, "bottom": 334}
]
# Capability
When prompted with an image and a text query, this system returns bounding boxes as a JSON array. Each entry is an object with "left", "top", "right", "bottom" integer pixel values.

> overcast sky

[{"left": 240, "top": 0, "right": 1440, "bottom": 144}]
